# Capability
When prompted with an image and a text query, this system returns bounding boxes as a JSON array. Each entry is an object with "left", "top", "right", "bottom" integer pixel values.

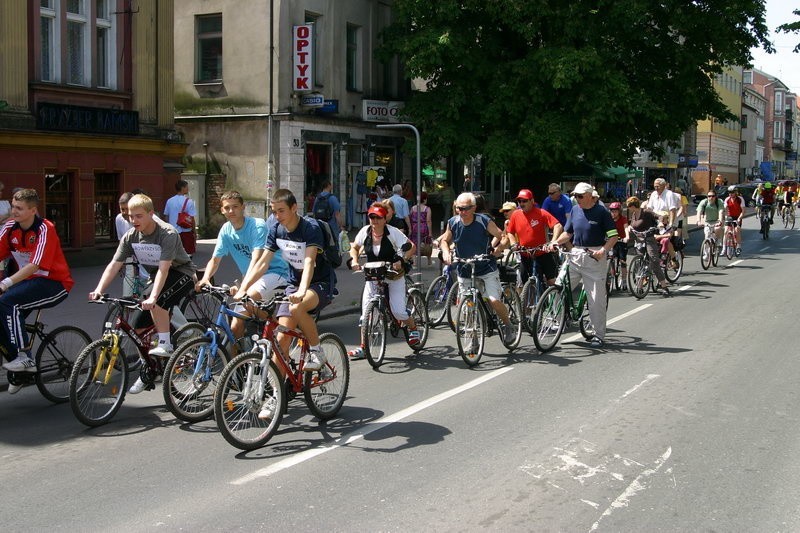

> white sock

[
  {"left": 158, "top": 333, "right": 170, "bottom": 345},
  {"left": 309, "top": 344, "right": 321, "bottom": 352}
]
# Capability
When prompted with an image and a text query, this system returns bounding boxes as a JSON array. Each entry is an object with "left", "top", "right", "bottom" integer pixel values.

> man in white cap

[{"left": 553, "top": 182, "right": 618, "bottom": 348}]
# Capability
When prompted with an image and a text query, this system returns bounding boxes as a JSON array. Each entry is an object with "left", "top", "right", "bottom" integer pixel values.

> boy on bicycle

[
  {"left": 0, "top": 189, "right": 74, "bottom": 382},
  {"left": 724, "top": 186, "right": 745, "bottom": 254},
  {"left": 89, "top": 194, "right": 196, "bottom": 394},
  {"left": 438, "top": 192, "right": 515, "bottom": 345},
  {"left": 235, "top": 189, "right": 335, "bottom": 378},
  {"left": 195, "top": 191, "right": 289, "bottom": 341}
]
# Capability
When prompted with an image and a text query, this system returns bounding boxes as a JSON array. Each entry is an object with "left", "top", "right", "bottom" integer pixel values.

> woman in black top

[{"left": 625, "top": 196, "right": 670, "bottom": 296}]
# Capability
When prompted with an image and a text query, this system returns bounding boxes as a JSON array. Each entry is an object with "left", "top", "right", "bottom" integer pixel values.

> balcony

[{"left": 787, "top": 109, "right": 795, "bottom": 123}]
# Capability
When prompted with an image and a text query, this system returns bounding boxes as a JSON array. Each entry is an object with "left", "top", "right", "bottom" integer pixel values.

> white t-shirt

[
  {"left": 163, "top": 194, "right": 197, "bottom": 234},
  {"left": 647, "top": 190, "right": 678, "bottom": 215},
  {"left": 0, "top": 200, "right": 10, "bottom": 220}
]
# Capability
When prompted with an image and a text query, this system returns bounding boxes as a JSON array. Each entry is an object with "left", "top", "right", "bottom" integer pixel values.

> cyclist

[
  {"left": 696, "top": 190, "right": 725, "bottom": 243},
  {"left": 758, "top": 181, "right": 776, "bottom": 226},
  {"left": 781, "top": 185, "right": 795, "bottom": 220},
  {"left": 0, "top": 189, "right": 74, "bottom": 381},
  {"left": 438, "top": 192, "right": 515, "bottom": 345},
  {"left": 234, "top": 189, "right": 335, "bottom": 396},
  {"left": 608, "top": 202, "right": 629, "bottom": 290},
  {"left": 346, "top": 203, "right": 419, "bottom": 360},
  {"left": 90, "top": 193, "right": 196, "bottom": 393},
  {"left": 195, "top": 190, "right": 289, "bottom": 341},
  {"left": 552, "top": 183, "right": 619, "bottom": 347},
  {"left": 724, "top": 186, "right": 745, "bottom": 255},
  {"left": 625, "top": 197, "right": 671, "bottom": 297},
  {"left": 505, "top": 189, "right": 563, "bottom": 286}
]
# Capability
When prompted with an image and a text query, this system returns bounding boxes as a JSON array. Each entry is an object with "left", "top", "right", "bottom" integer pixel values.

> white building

[
  {"left": 740, "top": 86, "right": 767, "bottom": 180},
  {"left": 173, "top": 0, "right": 410, "bottom": 228}
]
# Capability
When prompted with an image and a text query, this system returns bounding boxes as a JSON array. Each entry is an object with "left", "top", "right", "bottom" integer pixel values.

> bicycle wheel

[
  {"left": 520, "top": 277, "right": 540, "bottom": 333},
  {"left": 579, "top": 309, "right": 595, "bottom": 340},
  {"left": 455, "top": 295, "right": 486, "bottom": 366},
  {"left": 424, "top": 275, "right": 449, "bottom": 327},
  {"left": 711, "top": 239, "right": 720, "bottom": 266},
  {"left": 35, "top": 325, "right": 92, "bottom": 403},
  {"left": 663, "top": 252, "right": 683, "bottom": 284},
  {"left": 791, "top": 212, "right": 796, "bottom": 230},
  {"left": 724, "top": 234, "right": 734, "bottom": 260},
  {"left": 531, "top": 286, "right": 566, "bottom": 353},
  {"left": 163, "top": 337, "right": 230, "bottom": 422},
  {"left": 500, "top": 284, "right": 522, "bottom": 351},
  {"left": 761, "top": 216, "right": 770, "bottom": 240},
  {"left": 69, "top": 338, "right": 129, "bottom": 427},
  {"left": 215, "top": 352, "right": 284, "bottom": 450},
  {"left": 172, "top": 321, "right": 207, "bottom": 347},
  {"left": 362, "top": 300, "right": 387, "bottom": 369},
  {"left": 180, "top": 291, "right": 223, "bottom": 328},
  {"left": 627, "top": 256, "right": 650, "bottom": 299},
  {"left": 304, "top": 333, "right": 349, "bottom": 419},
  {"left": 404, "top": 289, "right": 429, "bottom": 351},
  {"left": 446, "top": 284, "right": 460, "bottom": 332},
  {"left": 700, "top": 240, "right": 712, "bottom": 270}
]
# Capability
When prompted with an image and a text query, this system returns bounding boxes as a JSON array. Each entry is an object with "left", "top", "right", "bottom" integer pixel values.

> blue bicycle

[{"left": 161, "top": 285, "right": 265, "bottom": 422}]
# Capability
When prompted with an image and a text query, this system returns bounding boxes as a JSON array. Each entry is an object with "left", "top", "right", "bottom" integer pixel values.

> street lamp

[{"left": 376, "top": 123, "right": 422, "bottom": 274}]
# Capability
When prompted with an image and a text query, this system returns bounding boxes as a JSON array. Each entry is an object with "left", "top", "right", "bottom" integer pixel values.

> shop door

[
  {"left": 305, "top": 143, "right": 332, "bottom": 214},
  {"left": 44, "top": 173, "right": 73, "bottom": 246}
]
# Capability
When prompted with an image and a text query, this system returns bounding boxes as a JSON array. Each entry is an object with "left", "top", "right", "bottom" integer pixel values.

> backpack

[
  {"left": 312, "top": 193, "right": 333, "bottom": 221},
  {"left": 304, "top": 215, "right": 342, "bottom": 268}
]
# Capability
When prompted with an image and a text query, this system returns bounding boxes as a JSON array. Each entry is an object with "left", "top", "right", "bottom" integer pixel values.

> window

[
  {"left": 38, "top": 0, "right": 116, "bottom": 88},
  {"left": 775, "top": 91, "right": 784, "bottom": 113},
  {"left": 305, "top": 12, "right": 322, "bottom": 87},
  {"left": 346, "top": 24, "right": 361, "bottom": 91},
  {"left": 743, "top": 71, "right": 753, "bottom": 84},
  {"left": 741, "top": 114, "right": 748, "bottom": 128},
  {"left": 196, "top": 14, "right": 222, "bottom": 82},
  {"left": 44, "top": 173, "right": 73, "bottom": 246},
  {"left": 94, "top": 173, "right": 118, "bottom": 240},
  {"left": 774, "top": 120, "right": 783, "bottom": 142},
  {"left": 740, "top": 141, "right": 746, "bottom": 155},
  {"left": 757, "top": 117, "right": 765, "bottom": 140}
]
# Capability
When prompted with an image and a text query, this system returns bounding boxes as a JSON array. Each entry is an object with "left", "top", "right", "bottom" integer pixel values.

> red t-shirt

[
  {"left": 0, "top": 217, "right": 74, "bottom": 291},
  {"left": 507, "top": 206, "right": 560, "bottom": 253},
  {"left": 613, "top": 215, "right": 628, "bottom": 239},
  {"left": 725, "top": 196, "right": 744, "bottom": 218}
]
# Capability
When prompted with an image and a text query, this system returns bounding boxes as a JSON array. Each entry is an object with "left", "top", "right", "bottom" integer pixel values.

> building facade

[
  {"left": 740, "top": 86, "right": 767, "bottom": 181},
  {"left": 745, "top": 69, "right": 794, "bottom": 180},
  {"left": 0, "top": 0, "right": 184, "bottom": 249},
  {"left": 173, "top": 0, "right": 412, "bottom": 230}
]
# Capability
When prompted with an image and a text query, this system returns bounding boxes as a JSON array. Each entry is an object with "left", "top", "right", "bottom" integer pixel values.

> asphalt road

[{"left": 2, "top": 215, "right": 800, "bottom": 532}]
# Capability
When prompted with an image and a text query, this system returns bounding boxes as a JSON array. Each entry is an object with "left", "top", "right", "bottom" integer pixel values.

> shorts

[
  {"left": 251, "top": 272, "right": 288, "bottom": 300},
  {"left": 457, "top": 269, "right": 502, "bottom": 302},
  {"left": 131, "top": 270, "right": 194, "bottom": 328},
  {"left": 179, "top": 230, "right": 196, "bottom": 255},
  {"left": 520, "top": 252, "right": 558, "bottom": 282},
  {"left": 612, "top": 241, "right": 628, "bottom": 261},
  {"left": 275, "top": 282, "right": 333, "bottom": 319}
]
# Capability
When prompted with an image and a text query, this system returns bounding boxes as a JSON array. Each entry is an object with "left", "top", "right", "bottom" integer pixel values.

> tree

[
  {"left": 380, "top": 0, "right": 772, "bottom": 175},
  {"left": 777, "top": 9, "right": 800, "bottom": 52}
]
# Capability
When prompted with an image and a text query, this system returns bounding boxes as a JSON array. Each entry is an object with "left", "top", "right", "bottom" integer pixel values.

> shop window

[
  {"left": 44, "top": 173, "right": 73, "bottom": 246},
  {"left": 94, "top": 173, "right": 118, "bottom": 240}
]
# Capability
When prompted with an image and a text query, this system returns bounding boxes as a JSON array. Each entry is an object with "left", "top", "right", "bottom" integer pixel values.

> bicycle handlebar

[{"left": 89, "top": 294, "right": 142, "bottom": 310}]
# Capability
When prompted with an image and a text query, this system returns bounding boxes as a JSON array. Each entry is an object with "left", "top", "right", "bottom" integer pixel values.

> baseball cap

[
  {"left": 500, "top": 201, "right": 517, "bottom": 212},
  {"left": 571, "top": 182, "right": 594, "bottom": 195},
  {"left": 368, "top": 205, "right": 387, "bottom": 218},
  {"left": 764, "top": 182, "right": 773, "bottom": 189},
  {"left": 516, "top": 189, "right": 534, "bottom": 201}
]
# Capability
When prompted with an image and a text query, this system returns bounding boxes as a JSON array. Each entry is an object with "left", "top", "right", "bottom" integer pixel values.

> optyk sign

[{"left": 293, "top": 25, "right": 314, "bottom": 92}]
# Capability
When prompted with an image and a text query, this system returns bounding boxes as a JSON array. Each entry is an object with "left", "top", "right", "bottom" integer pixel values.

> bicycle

[
  {"left": 2, "top": 309, "right": 91, "bottom": 403},
  {"left": 627, "top": 229, "right": 665, "bottom": 299},
  {"left": 162, "top": 285, "right": 268, "bottom": 422},
  {"left": 358, "top": 262, "right": 429, "bottom": 369},
  {"left": 507, "top": 245, "right": 550, "bottom": 333},
  {"left": 722, "top": 217, "right": 741, "bottom": 260},
  {"left": 424, "top": 262, "right": 456, "bottom": 328},
  {"left": 759, "top": 203, "right": 772, "bottom": 240},
  {"left": 214, "top": 298, "right": 349, "bottom": 450},
  {"left": 606, "top": 243, "right": 626, "bottom": 294},
  {"left": 530, "top": 249, "right": 596, "bottom": 352},
  {"left": 68, "top": 295, "right": 205, "bottom": 427},
  {"left": 700, "top": 223, "right": 722, "bottom": 270},
  {"left": 452, "top": 254, "right": 523, "bottom": 366},
  {"left": 783, "top": 203, "right": 796, "bottom": 230}
]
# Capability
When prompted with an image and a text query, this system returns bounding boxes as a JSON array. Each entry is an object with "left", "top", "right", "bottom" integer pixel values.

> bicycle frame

[
  {"left": 553, "top": 254, "right": 588, "bottom": 323},
  {"left": 454, "top": 256, "right": 504, "bottom": 336}
]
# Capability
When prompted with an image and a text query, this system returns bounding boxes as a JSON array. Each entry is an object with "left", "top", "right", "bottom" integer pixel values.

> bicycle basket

[
  {"left": 363, "top": 261, "right": 388, "bottom": 281},
  {"left": 499, "top": 264, "right": 517, "bottom": 283}
]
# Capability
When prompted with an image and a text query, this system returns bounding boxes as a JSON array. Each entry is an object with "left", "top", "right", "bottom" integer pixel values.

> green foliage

[
  {"left": 380, "top": 0, "right": 772, "bottom": 174},
  {"left": 777, "top": 9, "right": 800, "bottom": 52}
]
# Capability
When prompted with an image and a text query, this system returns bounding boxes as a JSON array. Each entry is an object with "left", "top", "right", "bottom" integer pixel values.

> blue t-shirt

[
  {"left": 311, "top": 191, "right": 341, "bottom": 236},
  {"left": 449, "top": 213, "right": 497, "bottom": 276},
  {"left": 213, "top": 217, "right": 289, "bottom": 279},
  {"left": 541, "top": 194, "right": 573, "bottom": 226},
  {"left": 265, "top": 216, "right": 333, "bottom": 288},
  {"left": 564, "top": 204, "right": 618, "bottom": 247}
]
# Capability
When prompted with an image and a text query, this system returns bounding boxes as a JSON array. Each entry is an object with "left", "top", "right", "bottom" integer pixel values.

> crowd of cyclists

[{"left": 2, "top": 176, "right": 797, "bottom": 440}]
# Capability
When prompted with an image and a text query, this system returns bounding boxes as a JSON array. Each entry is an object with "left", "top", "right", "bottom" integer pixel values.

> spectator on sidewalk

[
  {"left": 389, "top": 184, "right": 411, "bottom": 235},
  {"left": 163, "top": 179, "right": 197, "bottom": 256},
  {"left": 311, "top": 179, "right": 343, "bottom": 237}
]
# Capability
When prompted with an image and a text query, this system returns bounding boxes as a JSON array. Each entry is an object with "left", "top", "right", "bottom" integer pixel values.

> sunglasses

[
  {"left": 573, "top": 194, "right": 585, "bottom": 199},
  {"left": 456, "top": 205, "right": 474, "bottom": 211},
  {"left": 707, "top": 194, "right": 716, "bottom": 198},
  {"left": 368, "top": 214, "right": 384, "bottom": 220}
]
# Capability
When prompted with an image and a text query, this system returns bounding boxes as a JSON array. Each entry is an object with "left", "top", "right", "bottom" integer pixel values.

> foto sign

[
  {"left": 293, "top": 25, "right": 313, "bottom": 91},
  {"left": 362, "top": 99, "right": 404, "bottom": 122}
]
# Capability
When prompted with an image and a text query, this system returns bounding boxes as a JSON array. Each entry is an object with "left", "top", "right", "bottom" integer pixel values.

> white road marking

[
  {"left": 726, "top": 259, "right": 744, "bottom": 267},
  {"left": 589, "top": 447, "right": 673, "bottom": 531},
  {"left": 759, "top": 246, "right": 769, "bottom": 253},
  {"left": 563, "top": 304, "right": 652, "bottom": 343},
  {"left": 620, "top": 374, "right": 660, "bottom": 400},
  {"left": 677, "top": 284, "right": 694, "bottom": 292},
  {"left": 231, "top": 366, "right": 514, "bottom": 485},
  {"left": 782, "top": 235, "right": 791, "bottom": 240}
]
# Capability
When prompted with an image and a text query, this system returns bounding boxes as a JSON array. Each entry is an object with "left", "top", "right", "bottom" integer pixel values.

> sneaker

[
  {"left": 408, "top": 329, "right": 421, "bottom": 346},
  {"left": 661, "top": 286, "right": 671, "bottom": 298},
  {"left": 149, "top": 344, "right": 173, "bottom": 358},
  {"left": 735, "top": 247, "right": 742, "bottom": 256},
  {"left": 304, "top": 348, "right": 326, "bottom": 372},
  {"left": 347, "top": 347, "right": 365, "bottom": 360},
  {"left": 128, "top": 377, "right": 147, "bottom": 394},
  {"left": 2, "top": 355, "right": 37, "bottom": 373},
  {"left": 589, "top": 336, "right": 604, "bottom": 348},
  {"left": 502, "top": 324, "right": 516, "bottom": 345},
  {"left": 258, "top": 396, "right": 277, "bottom": 420},
  {"left": 8, "top": 382, "right": 23, "bottom": 395}
]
